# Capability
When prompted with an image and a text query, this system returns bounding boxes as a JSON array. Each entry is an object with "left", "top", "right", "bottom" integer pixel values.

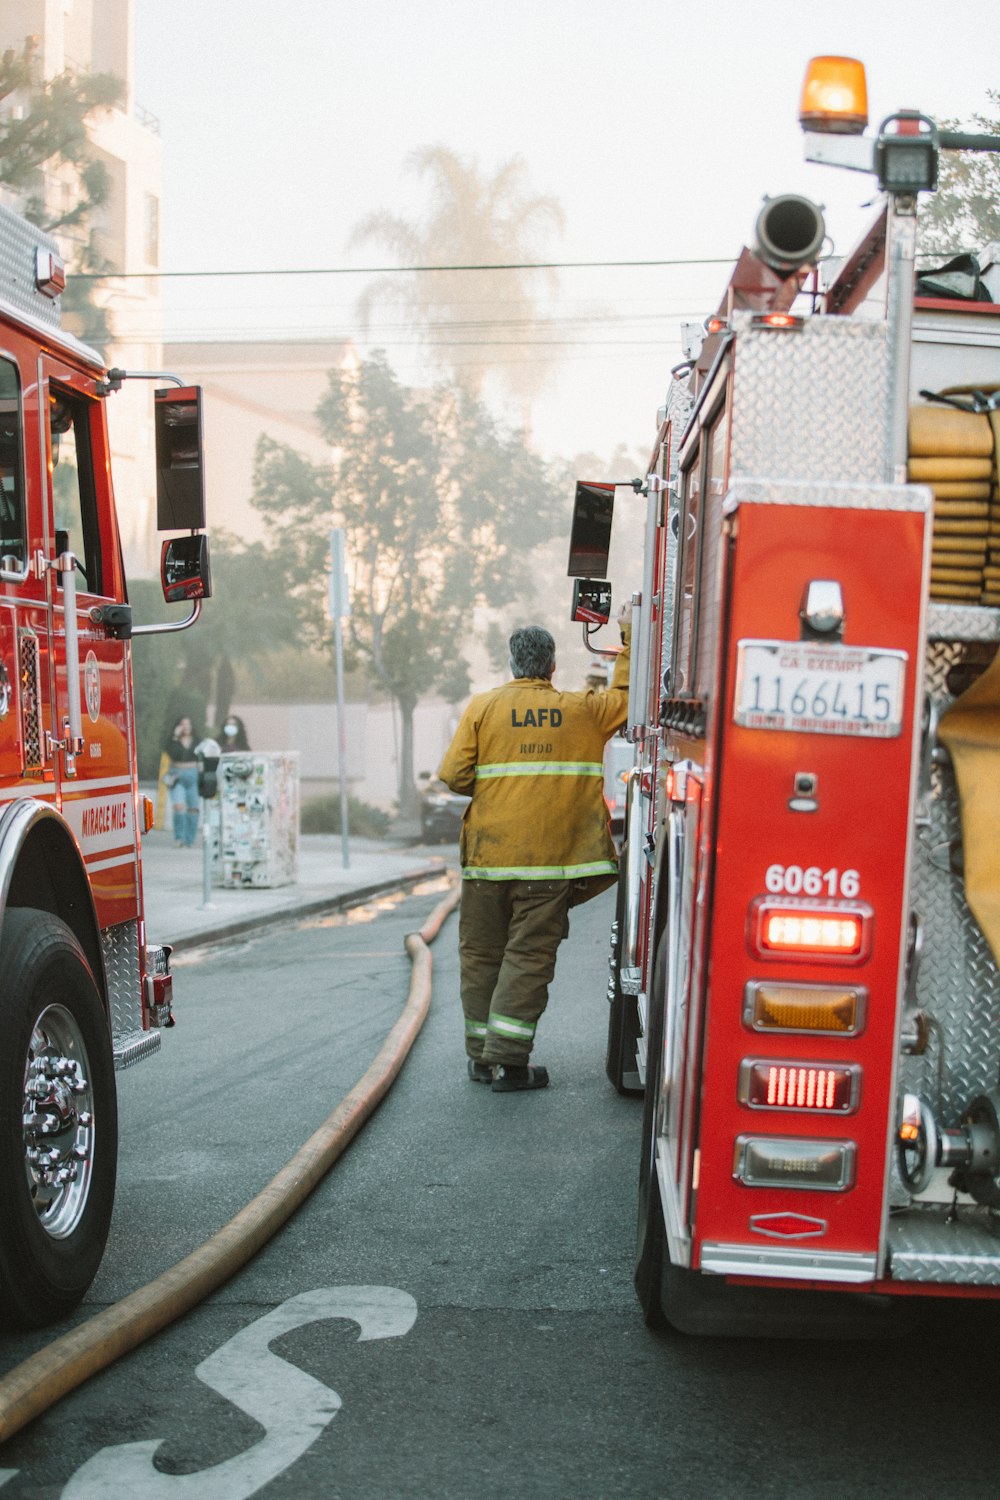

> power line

[
  {"left": 78, "top": 255, "right": 735, "bottom": 282},
  {"left": 118, "top": 327, "right": 711, "bottom": 347}
]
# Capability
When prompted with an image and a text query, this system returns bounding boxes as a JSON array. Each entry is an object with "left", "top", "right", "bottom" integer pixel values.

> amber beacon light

[{"left": 799, "top": 55, "right": 869, "bottom": 135}]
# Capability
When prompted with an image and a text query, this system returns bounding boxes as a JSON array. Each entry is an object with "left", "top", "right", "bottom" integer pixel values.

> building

[{"left": 0, "top": 0, "right": 165, "bottom": 578}]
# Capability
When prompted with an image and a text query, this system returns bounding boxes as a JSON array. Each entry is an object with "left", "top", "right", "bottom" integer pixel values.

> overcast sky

[{"left": 133, "top": 1, "right": 998, "bottom": 466}]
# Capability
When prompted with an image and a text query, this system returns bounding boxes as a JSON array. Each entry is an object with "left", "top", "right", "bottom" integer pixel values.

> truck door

[
  {"left": 41, "top": 360, "right": 139, "bottom": 929},
  {"left": 1, "top": 343, "right": 52, "bottom": 790}
]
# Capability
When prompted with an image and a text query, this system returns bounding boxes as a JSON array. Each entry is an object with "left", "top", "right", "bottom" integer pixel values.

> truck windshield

[
  {"left": 0, "top": 358, "right": 25, "bottom": 568},
  {"left": 49, "top": 386, "right": 102, "bottom": 594}
]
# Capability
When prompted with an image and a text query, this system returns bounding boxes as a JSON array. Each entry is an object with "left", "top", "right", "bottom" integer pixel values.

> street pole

[
  {"left": 195, "top": 738, "right": 221, "bottom": 909},
  {"left": 201, "top": 798, "right": 214, "bottom": 908},
  {"left": 330, "top": 529, "right": 351, "bottom": 869}
]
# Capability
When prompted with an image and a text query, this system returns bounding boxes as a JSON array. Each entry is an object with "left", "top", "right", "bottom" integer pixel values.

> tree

[
  {"left": 0, "top": 38, "right": 122, "bottom": 348},
  {"left": 350, "top": 146, "right": 565, "bottom": 421},
  {"left": 919, "top": 91, "right": 1000, "bottom": 256},
  {"left": 129, "top": 536, "right": 300, "bottom": 778},
  {"left": 250, "top": 353, "right": 564, "bottom": 816}
]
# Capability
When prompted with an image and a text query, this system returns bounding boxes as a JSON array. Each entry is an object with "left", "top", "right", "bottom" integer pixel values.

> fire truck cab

[
  {"left": 0, "top": 203, "right": 211, "bottom": 1327},
  {"left": 578, "top": 60, "right": 1000, "bottom": 1333}
]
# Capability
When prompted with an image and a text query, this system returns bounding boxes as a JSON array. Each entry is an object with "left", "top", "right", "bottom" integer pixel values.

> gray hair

[{"left": 509, "top": 626, "right": 556, "bottom": 680}]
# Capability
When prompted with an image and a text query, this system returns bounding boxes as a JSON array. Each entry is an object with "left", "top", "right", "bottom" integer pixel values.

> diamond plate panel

[
  {"left": 730, "top": 314, "right": 891, "bottom": 483},
  {"left": 659, "top": 380, "right": 693, "bottom": 692},
  {"left": 17, "top": 628, "right": 43, "bottom": 775},
  {"left": 900, "top": 640, "right": 1000, "bottom": 1125},
  {"left": 726, "top": 478, "right": 927, "bottom": 513},
  {"left": 889, "top": 1205, "right": 1000, "bottom": 1285},
  {"left": 114, "top": 1030, "right": 161, "bottom": 1069},
  {"left": 694, "top": 476, "right": 725, "bottom": 698},
  {"left": 927, "top": 604, "right": 1000, "bottom": 643},
  {"left": 663, "top": 381, "right": 694, "bottom": 462},
  {"left": 0, "top": 203, "right": 62, "bottom": 328},
  {"left": 102, "top": 919, "right": 144, "bottom": 1048}
]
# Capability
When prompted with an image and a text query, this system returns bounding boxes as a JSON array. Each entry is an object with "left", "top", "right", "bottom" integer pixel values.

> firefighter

[{"left": 438, "top": 613, "right": 630, "bottom": 1092}]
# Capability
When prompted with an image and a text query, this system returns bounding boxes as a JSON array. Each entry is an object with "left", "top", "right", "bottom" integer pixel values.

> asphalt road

[{"left": 4, "top": 878, "right": 1000, "bottom": 1498}]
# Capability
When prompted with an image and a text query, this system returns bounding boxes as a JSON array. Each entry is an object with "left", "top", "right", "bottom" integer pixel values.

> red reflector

[
  {"left": 749, "top": 1212, "right": 827, "bottom": 1239},
  {"left": 749, "top": 898, "right": 872, "bottom": 963},
  {"left": 704, "top": 315, "right": 728, "bottom": 334},
  {"left": 751, "top": 313, "right": 805, "bottom": 331},
  {"left": 739, "top": 1059, "right": 859, "bottom": 1113}
]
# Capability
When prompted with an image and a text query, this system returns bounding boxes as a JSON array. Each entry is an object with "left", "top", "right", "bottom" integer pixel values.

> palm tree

[{"left": 350, "top": 146, "right": 565, "bottom": 424}]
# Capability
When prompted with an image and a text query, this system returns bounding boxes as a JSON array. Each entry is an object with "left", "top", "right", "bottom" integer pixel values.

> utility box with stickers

[{"left": 210, "top": 752, "right": 299, "bottom": 888}]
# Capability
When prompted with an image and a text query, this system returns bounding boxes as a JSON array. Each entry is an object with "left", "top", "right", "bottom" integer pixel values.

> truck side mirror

[
  {"left": 571, "top": 578, "right": 612, "bottom": 625},
  {"left": 161, "top": 534, "right": 212, "bottom": 603},
  {"left": 568, "top": 480, "right": 616, "bottom": 578},
  {"left": 155, "top": 386, "right": 206, "bottom": 530}
]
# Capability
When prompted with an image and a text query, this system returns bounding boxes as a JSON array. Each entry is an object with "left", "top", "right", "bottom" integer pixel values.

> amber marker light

[
  {"left": 799, "top": 55, "right": 869, "bottom": 136},
  {"left": 743, "top": 981, "right": 866, "bottom": 1035}
]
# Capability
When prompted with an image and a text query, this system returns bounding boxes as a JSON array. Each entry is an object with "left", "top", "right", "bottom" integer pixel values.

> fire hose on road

[{"left": 0, "top": 882, "right": 461, "bottom": 1445}]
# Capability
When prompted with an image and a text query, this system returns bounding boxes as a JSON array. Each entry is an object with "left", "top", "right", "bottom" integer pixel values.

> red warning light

[
  {"left": 749, "top": 899, "right": 872, "bottom": 963},
  {"left": 751, "top": 313, "right": 805, "bottom": 331},
  {"left": 739, "top": 1059, "right": 859, "bottom": 1113}
]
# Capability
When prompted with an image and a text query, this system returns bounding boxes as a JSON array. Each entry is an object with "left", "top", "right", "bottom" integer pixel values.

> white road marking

[
  {"left": 0, "top": 1472, "right": 19, "bottom": 1488},
  {"left": 61, "top": 1285, "right": 417, "bottom": 1500}
]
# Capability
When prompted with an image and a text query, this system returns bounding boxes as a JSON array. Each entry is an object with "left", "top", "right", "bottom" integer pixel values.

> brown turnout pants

[{"left": 459, "top": 878, "right": 572, "bottom": 1066}]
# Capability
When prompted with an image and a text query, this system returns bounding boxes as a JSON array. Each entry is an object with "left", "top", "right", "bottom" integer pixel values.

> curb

[{"left": 165, "top": 861, "right": 450, "bottom": 954}]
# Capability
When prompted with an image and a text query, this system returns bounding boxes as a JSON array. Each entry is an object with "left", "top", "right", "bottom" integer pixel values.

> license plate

[{"left": 734, "top": 639, "right": 907, "bottom": 738}]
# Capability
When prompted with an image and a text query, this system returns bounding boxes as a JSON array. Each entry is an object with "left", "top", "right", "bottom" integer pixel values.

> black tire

[
  {"left": 635, "top": 934, "right": 668, "bottom": 1325},
  {"left": 0, "top": 908, "right": 118, "bottom": 1329},
  {"left": 636, "top": 931, "right": 732, "bottom": 1335},
  {"left": 605, "top": 852, "right": 642, "bottom": 1097}
]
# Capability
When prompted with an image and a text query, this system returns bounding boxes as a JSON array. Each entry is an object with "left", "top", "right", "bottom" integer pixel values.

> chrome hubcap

[{"left": 22, "top": 1004, "right": 95, "bottom": 1238}]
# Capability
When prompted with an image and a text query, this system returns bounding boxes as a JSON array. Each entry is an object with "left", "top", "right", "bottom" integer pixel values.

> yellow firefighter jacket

[{"left": 438, "top": 625, "right": 630, "bottom": 904}]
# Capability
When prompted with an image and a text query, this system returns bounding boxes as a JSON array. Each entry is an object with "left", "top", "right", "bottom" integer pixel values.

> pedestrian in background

[
  {"left": 438, "top": 611, "right": 630, "bottom": 1092},
  {"left": 163, "top": 715, "right": 200, "bottom": 848},
  {"left": 218, "top": 714, "right": 251, "bottom": 752}
]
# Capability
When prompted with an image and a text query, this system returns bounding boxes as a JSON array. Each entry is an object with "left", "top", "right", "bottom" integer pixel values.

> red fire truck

[
  {"left": 0, "top": 202, "right": 211, "bottom": 1327},
  {"left": 571, "top": 58, "right": 1000, "bottom": 1333}
]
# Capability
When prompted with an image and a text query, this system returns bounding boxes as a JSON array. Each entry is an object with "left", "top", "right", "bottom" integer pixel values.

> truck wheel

[
  {"left": 634, "top": 935, "right": 667, "bottom": 1325},
  {"left": 0, "top": 908, "right": 118, "bottom": 1329},
  {"left": 605, "top": 851, "right": 642, "bottom": 1096},
  {"left": 634, "top": 933, "right": 728, "bottom": 1335}
]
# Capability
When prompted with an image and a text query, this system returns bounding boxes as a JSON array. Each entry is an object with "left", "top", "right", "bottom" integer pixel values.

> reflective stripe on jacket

[{"left": 438, "top": 626, "right": 630, "bottom": 899}]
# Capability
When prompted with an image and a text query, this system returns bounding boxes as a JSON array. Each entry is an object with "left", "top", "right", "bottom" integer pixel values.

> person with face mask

[{"left": 218, "top": 714, "right": 250, "bottom": 752}]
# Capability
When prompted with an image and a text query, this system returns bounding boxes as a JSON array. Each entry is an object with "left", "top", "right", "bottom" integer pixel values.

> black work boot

[
  {"left": 491, "top": 1063, "right": 549, "bottom": 1093},
  {"left": 467, "top": 1059, "right": 493, "bottom": 1083}
]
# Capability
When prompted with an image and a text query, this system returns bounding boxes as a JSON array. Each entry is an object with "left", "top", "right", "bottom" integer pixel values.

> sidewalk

[{"left": 139, "top": 826, "right": 454, "bottom": 953}]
